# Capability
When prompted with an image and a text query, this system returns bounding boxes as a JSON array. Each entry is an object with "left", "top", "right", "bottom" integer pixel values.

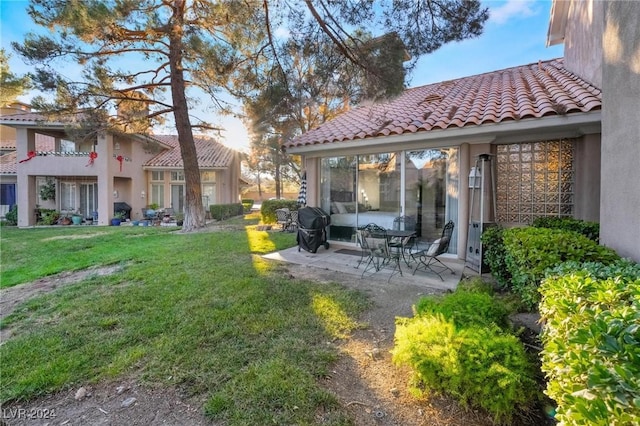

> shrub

[
  {"left": 241, "top": 199, "right": 254, "bottom": 213},
  {"left": 532, "top": 216, "right": 600, "bottom": 242},
  {"left": 39, "top": 209, "right": 60, "bottom": 225},
  {"left": 393, "top": 286, "right": 537, "bottom": 424},
  {"left": 209, "top": 203, "right": 243, "bottom": 220},
  {"left": 260, "top": 199, "right": 298, "bottom": 224},
  {"left": 4, "top": 205, "right": 17, "bottom": 225},
  {"left": 393, "top": 314, "right": 536, "bottom": 424},
  {"left": 539, "top": 259, "right": 640, "bottom": 425},
  {"left": 481, "top": 225, "right": 511, "bottom": 288},
  {"left": 414, "top": 288, "right": 509, "bottom": 329},
  {"left": 502, "top": 227, "right": 619, "bottom": 310}
]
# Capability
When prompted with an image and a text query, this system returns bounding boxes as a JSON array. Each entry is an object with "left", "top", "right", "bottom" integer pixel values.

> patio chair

[
  {"left": 355, "top": 223, "right": 387, "bottom": 268},
  {"left": 360, "top": 227, "right": 403, "bottom": 282},
  {"left": 389, "top": 215, "right": 417, "bottom": 265},
  {"left": 289, "top": 210, "right": 299, "bottom": 230},
  {"left": 410, "top": 220, "right": 455, "bottom": 281},
  {"left": 275, "top": 208, "right": 291, "bottom": 231},
  {"left": 161, "top": 207, "right": 175, "bottom": 223}
]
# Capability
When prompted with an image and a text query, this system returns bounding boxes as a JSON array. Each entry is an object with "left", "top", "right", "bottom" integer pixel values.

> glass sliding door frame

[{"left": 321, "top": 148, "right": 459, "bottom": 254}]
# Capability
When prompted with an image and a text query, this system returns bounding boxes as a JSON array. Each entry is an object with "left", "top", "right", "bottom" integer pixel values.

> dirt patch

[
  {"left": 0, "top": 265, "right": 124, "bottom": 342},
  {"left": 1, "top": 233, "right": 548, "bottom": 425},
  {"left": 2, "top": 380, "right": 210, "bottom": 426}
]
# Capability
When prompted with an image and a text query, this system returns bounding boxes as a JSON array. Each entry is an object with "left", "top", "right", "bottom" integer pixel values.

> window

[
  {"left": 320, "top": 149, "right": 459, "bottom": 251},
  {"left": 79, "top": 183, "right": 98, "bottom": 217},
  {"left": 151, "top": 171, "right": 164, "bottom": 181},
  {"left": 201, "top": 171, "right": 215, "bottom": 182},
  {"left": 496, "top": 140, "right": 575, "bottom": 223},
  {"left": 61, "top": 139, "right": 75, "bottom": 152},
  {"left": 59, "top": 182, "right": 77, "bottom": 211},
  {"left": 151, "top": 184, "right": 164, "bottom": 207},
  {"left": 171, "top": 171, "right": 185, "bottom": 182}
]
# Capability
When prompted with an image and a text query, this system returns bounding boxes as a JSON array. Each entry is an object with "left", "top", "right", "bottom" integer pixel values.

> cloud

[{"left": 489, "top": 0, "right": 538, "bottom": 25}]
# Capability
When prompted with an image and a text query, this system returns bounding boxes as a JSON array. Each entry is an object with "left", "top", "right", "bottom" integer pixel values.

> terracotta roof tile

[
  {"left": 284, "top": 58, "right": 601, "bottom": 149},
  {"left": 0, "top": 151, "right": 17, "bottom": 174},
  {"left": 144, "top": 134, "right": 234, "bottom": 169}
]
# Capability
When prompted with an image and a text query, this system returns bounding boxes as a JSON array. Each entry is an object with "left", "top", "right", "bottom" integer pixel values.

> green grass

[{"left": 0, "top": 220, "right": 369, "bottom": 425}]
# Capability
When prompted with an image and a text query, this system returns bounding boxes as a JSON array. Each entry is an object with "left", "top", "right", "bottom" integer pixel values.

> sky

[{"left": 0, "top": 0, "right": 563, "bottom": 153}]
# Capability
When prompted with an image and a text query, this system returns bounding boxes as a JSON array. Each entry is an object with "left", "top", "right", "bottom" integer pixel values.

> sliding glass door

[
  {"left": 405, "top": 148, "right": 458, "bottom": 252},
  {"left": 320, "top": 156, "right": 357, "bottom": 241},
  {"left": 79, "top": 183, "right": 98, "bottom": 218},
  {"left": 320, "top": 148, "right": 459, "bottom": 253}
]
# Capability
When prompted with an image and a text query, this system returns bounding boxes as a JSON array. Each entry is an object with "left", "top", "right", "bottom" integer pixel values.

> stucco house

[
  {"left": 283, "top": 0, "right": 639, "bottom": 263},
  {"left": 0, "top": 107, "right": 242, "bottom": 226}
]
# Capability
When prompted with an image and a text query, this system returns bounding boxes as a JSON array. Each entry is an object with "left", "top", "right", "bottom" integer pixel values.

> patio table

[{"left": 384, "top": 229, "right": 417, "bottom": 266}]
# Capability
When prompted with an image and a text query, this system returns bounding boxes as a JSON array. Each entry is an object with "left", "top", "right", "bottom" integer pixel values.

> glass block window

[{"left": 496, "top": 139, "right": 575, "bottom": 223}]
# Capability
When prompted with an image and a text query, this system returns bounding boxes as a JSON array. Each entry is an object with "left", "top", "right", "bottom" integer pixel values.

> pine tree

[{"left": 13, "top": 0, "right": 488, "bottom": 231}]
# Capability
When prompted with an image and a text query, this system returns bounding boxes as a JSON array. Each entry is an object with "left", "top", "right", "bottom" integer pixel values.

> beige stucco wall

[
  {"left": 563, "top": 0, "right": 604, "bottom": 88},
  {"left": 573, "top": 133, "right": 601, "bottom": 222},
  {"left": 599, "top": 1, "right": 640, "bottom": 262}
]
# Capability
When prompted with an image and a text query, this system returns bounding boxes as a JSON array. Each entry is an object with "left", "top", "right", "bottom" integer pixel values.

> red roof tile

[
  {"left": 144, "top": 134, "right": 235, "bottom": 169},
  {"left": 0, "top": 151, "right": 17, "bottom": 174},
  {"left": 283, "top": 58, "right": 601, "bottom": 149}
]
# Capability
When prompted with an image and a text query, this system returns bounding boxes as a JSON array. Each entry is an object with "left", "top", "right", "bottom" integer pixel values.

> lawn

[{"left": 0, "top": 217, "right": 370, "bottom": 425}]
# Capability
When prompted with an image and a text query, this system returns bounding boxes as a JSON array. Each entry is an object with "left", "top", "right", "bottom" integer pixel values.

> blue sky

[{"left": 1, "top": 0, "right": 563, "bottom": 151}]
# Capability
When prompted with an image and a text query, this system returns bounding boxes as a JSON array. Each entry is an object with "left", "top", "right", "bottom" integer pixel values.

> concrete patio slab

[{"left": 263, "top": 244, "right": 465, "bottom": 292}]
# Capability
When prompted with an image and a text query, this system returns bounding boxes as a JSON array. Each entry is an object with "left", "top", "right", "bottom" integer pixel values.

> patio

[{"left": 263, "top": 243, "right": 467, "bottom": 292}]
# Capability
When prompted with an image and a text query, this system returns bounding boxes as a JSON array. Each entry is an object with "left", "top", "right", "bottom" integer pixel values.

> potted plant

[
  {"left": 71, "top": 210, "right": 83, "bottom": 225},
  {"left": 111, "top": 211, "right": 126, "bottom": 226},
  {"left": 58, "top": 211, "right": 72, "bottom": 225}
]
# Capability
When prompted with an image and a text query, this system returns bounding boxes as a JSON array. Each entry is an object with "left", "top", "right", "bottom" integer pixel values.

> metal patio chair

[
  {"left": 275, "top": 208, "right": 292, "bottom": 231},
  {"left": 410, "top": 220, "right": 456, "bottom": 281},
  {"left": 355, "top": 223, "right": 387, "bottom": 268},
  {"left": 360, "top": 227, "right": 403, "bottom": 282}
]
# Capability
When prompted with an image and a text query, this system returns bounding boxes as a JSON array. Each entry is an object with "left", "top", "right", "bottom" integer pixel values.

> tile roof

[
  {"left": 0, "top": 112, "right": 82, "bottom": 125},
  {"left": 283, "top": 58, "right": 601, "bottom": 149},
  {"left": 0, "top": 151, "right": 17, "bottom": 174},
  {"left": 144, "top": 134, "right": 235, "bottom": 168}
]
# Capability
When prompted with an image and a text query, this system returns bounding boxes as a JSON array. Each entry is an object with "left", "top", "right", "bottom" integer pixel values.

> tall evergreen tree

[
  {"left": 13, "top": 0, "right": 487, "bottom": 230},
  {"left": 0, "top": 49, "right": 30, "bottom": 107}
]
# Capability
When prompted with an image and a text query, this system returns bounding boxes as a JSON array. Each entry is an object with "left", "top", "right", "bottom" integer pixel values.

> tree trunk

[
  {"left": 274, "top": 158, "right": 281, "bottom": 199},
  {"left": 168, "top": 0, "right": 205, "bottom": 232}
]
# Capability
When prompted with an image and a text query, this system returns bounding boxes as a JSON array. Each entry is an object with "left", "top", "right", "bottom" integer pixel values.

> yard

[{"left": 1, "top": 216, "right": 544, "bottom": 426}]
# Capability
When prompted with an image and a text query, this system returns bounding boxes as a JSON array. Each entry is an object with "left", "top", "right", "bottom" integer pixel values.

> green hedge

[
  {"left": 209, "top": 203, "right": 243, "bottom": 220},
  {"left": 502, "top": 227, "right": 619, "bottom": 310},
  {"left": 260, "top": 199, "right": 298, "bottom": 224},
  {"left": 532, "top": 217, "right": 600, "bottom": 242},
  {"left": 241, "top": 199, "right": 254, "bottom": 213},
  {"left": 481, "top": 225, "right": 511, "bottom": 288},
  {"left": 392, "top": 283, "right": 537, "bottom": 424},
  {"left": 539, "top": 259, "right": 640, "bottom": 425}
]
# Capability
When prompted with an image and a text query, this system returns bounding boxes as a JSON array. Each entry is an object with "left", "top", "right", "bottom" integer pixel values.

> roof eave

[
  {"left": 0, "top": 120, "right": 68, "bottom": 129},
  {"left": 547, "top": 0, "right": 571, "bottom": 47},
  {"left": 285, "top": 111, "right": 602, "bottom": 157}
]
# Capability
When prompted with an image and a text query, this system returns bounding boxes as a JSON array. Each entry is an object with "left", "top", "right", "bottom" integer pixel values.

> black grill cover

[
  {"left": 113, "top": 202, "right": 132, "bottom": 220},
  {"left": 297, "top": 207, "right": 330, "bottom": 229},
  {"left": 296, "top": 207, "right": 330, "bottom": 253}
]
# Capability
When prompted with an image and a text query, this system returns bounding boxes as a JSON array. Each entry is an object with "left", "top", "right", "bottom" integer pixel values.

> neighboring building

[
  {"left": 283, "top": 0, "right": 640, "bottom": 263},
  {"left": 0, "top": 110, "right": 242, "bottom": 226}
]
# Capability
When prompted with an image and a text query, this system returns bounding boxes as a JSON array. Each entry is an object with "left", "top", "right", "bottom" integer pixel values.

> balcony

[{"left": 19, "top": 151, "right": 100, "bottom": 176}]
